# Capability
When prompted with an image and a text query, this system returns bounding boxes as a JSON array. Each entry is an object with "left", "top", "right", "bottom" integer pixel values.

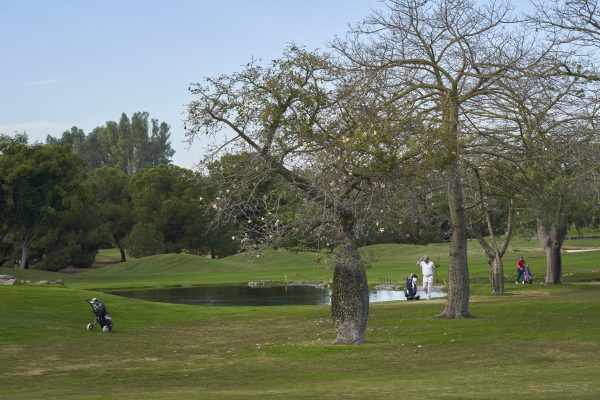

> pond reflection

[{"left": 107, "top": 285, "right": 445, "bottom": 306}]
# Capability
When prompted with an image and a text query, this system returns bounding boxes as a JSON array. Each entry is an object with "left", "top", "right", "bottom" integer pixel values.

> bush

[{"left": 125, "top": 222, "right": 166, "bottom": 258}]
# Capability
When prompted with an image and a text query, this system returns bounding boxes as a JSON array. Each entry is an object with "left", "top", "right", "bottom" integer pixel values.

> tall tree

[
  {"left": 336, "top": 0, "right": 525, "bottom": 317},
  {"left": 130, "top": 111, "right": 150, "bottom": 171},
  {"left": 464, "top": 166, "right": 514, "bottom": 294},
  {"left": 88, "top": 167, "right": 133, "bottom": 262},
  {"left": 45, "top": 112, "right": 175, "bottom": 174},
  {"left": 128, "top": 165, "right": 210, "bottom": 255},
  {"left": 34, "top": 182, "right": 104, "bottom": 271},
  {"left": 80, "top": 127, "right": 112, "bottom": 170},
  {"left": 149, "top": 119, "right": 175, "bottom": 166},
  {"left": 186, "top": 46, "right": 413, "bottom": 343},
  {"left": 0, "top": 134, "right": 28, "bottom": 266},
  {"left": 473, "top": 48, "right": 600, "bottom": 284},
  {"left": 0, "top": 140, "right": 85, "bottom": 269},
  {"left": 116, "top": 113, "right": 133, "bottom": 174}
]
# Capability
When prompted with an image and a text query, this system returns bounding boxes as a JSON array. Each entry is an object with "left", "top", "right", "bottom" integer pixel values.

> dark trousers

[{"left": 516, "top": 269, "right": 524, "bottom": 282}]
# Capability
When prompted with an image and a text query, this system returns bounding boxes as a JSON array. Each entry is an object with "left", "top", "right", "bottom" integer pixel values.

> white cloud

[
  {"left": 0, "top": 120, "right": 72, "bottom": 141},
  {"left": 21, "top": 78, "right": 66, "bottom": 86}
]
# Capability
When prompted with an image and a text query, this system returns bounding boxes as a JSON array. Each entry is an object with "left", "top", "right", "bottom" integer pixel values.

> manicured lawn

[
  {"left": 1, "top": 238, "right": 600, "bottom": 399},
  {"left": 1, "top": 284, "right": 600, "bottom": 399}
]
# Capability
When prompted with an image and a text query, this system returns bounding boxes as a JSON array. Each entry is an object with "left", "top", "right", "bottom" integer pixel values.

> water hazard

[{"left": 107, "top": 285, "right": 445, "bottom": 306}]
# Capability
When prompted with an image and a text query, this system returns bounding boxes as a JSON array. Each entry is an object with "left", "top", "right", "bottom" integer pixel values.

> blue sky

[{"left": 0, "top": 0, "right": 382, "bottom": 169}]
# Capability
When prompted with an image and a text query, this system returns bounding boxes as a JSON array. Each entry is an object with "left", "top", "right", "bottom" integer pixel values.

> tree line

[
  {"left": 0, "top": 112, "right": 448, "bottom": 273},
  {"left": 0, "top": 112, "right": 240, "bottom": 271}
]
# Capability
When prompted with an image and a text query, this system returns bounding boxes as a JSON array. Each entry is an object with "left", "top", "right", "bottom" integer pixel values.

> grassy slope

[
  {"left": 4, "top": 234, "right": 597, "bottom": 289},
  {"left": 1, "top": 238, "right": 600, "bottom": 399}
]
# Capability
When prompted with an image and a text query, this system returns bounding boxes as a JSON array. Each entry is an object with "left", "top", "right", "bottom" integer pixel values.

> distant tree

[
  {"left": 471, "top": 47, "right": 600, "bottom": 284},
  {"left": 46, "top": 126, "right": 85, "bottom": 153},
  {"left": 88, "top": 167, "right": 133, "bottom": 262},
  {"left": 46, "top": 112, "right": 174, "bottom": 174},
  {"left": 148, "top": 119, "right": 175, "bottom": 167},
  {"left": 0, "top": 134, "right": 28, "bottom": 266},
  {"left": 79, "top": 127, "right": 112, "bottom": 170},
  {"left": 0, "top": 139, "right": 85, "bottom": 269},
  {"left": 126, "top": 222, "right": 165, "bottom": 258},
  {"left": 116, "top": 113, "right": 133, "bottom": 174},
  {"left": 33, "top": 183, "right": 105, "bottom": 271},
  {"left": 128, "top": 165, "right": 210, "bottom": 255}
]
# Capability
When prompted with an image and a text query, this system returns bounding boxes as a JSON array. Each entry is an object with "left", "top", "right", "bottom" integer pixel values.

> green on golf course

[{"left": 1, "top": 238, "right": 600, "bottom": 399}]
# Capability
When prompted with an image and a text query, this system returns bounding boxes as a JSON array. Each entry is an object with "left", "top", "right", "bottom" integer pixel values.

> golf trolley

[{"left": 85, "top": 298, "right": 113, "bottom": 332}]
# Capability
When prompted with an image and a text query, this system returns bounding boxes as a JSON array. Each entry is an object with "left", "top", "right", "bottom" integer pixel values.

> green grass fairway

[{"left": 1, "top": 239, "right": 600, "bottom": 399}]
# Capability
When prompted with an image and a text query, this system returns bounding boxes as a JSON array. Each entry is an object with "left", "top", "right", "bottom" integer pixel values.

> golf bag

[
  {"left": 523, "top": 265, "right": 533, "bottom": 284},
  {"left": 405, "top": 276, "right": 420, "bottom": 300},
  {"left": 86, "top": 298, "right": 113, "bottom": 332}
]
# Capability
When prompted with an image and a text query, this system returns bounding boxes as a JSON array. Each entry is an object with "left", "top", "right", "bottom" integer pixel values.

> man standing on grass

[{"left": 416, "top": 255, "right": 436, "bottom": 299}]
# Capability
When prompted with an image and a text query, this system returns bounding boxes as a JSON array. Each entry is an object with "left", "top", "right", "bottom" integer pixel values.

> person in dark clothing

[{"left": 405, "top": 273, "right": 420, "bottom": 300}]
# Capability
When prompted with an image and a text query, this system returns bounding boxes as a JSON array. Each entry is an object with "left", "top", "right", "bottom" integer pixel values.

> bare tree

[
  {"left": 464, "top": 165, "right": 514, "bottom": 294},
  {"left": 471, "top": 44, "right": 600, "bottom": 283},
  {"left": 533, "top": 0, "right": 600, "bottom": 53},
  {"left": 335, "top": 0, "right": 526, "bottom": 318}
]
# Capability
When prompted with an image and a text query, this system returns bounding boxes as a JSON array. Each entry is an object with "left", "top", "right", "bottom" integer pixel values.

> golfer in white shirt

[{"left": 416, "top": 255, "right": 436, "bottom": 299}]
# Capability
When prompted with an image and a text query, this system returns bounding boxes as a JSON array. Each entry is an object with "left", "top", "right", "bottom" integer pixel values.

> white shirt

[{"left": 419, "top": 261, "right": 435, "bottom": 276}]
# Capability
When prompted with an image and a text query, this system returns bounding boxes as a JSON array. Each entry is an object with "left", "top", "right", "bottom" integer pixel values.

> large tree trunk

[
  {"left": 438, "top": 162, "right": 470, "bottom": 318},
  {"left": 19, "top": 241, "right": 29, "bottom": 269},
  {"left": 489, "top": 256, "right": 504, "bottom": 295},
  {"left": 471, "top": 169, "right": 513, "bottom": 295},
  {"left": 474, "top": 233, "right": 505, "bottom": 294},
  {"left": 19, "top": 228, "right": 35, "bottom": 270},
  {"left": 330, "top": 210, "right": 369, "bottom": 344},
  {"left": 538, "top": 222, "right": 567, "bottom": 284},
  {"left": 474, "top": 233, "right": 506, "bottom": 295}
]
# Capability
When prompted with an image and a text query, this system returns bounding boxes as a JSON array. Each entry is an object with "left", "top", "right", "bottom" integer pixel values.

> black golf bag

[
  {"left": 405, "top": 276, "right": 420, "bottom": 300},
  {"left": 86, "top": 298, "right": 113, "bottom": 332}
]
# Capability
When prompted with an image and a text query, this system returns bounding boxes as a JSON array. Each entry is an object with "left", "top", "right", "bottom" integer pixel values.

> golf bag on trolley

[
  {"left": 86, "top": 298, "right": 113, "bottom": 332},
  {"left": 523, "top": 264, "right": 533, "bottom": 284},
  {"left": 405, "top": 274, "right": 420, "bottom": 300}
]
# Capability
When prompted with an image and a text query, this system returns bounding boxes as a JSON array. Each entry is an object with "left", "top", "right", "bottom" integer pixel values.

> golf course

[{"left": 1, "top": 236, "right": 600, "bottom": 399}]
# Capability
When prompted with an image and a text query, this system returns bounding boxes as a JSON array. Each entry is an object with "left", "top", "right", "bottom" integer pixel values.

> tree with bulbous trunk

[{"left": 185, "top": 47, "right": 413, "bottom": 344}]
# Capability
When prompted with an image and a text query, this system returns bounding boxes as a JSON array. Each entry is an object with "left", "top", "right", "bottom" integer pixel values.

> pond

[{"left": 107, "top": 285, "right": 446, "bottom": 306}]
